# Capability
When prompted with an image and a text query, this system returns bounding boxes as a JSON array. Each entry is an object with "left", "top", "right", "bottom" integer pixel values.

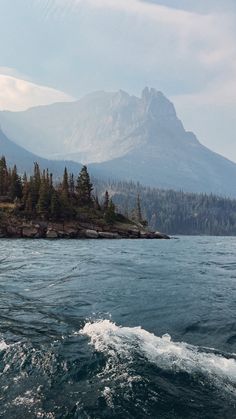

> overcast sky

[{"left": 0, "top": 0, "right": 235, "bottom": 162}]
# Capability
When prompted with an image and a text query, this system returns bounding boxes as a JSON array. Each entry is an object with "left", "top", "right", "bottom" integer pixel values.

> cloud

[
  {"left": 91, "top": 0, "right": 235, "bottom": 63},
  {"left": 0, "top": 73, "right": 74, "bottom": 111},
  {"left": 40, "top": 0, "right": 213, "bottom": 36},
  {"left": 36, "top": 1, "right": 236, "bottom": 93},
  {"left": 173, "top": 67, "right": 236, "bottom": 108},
  {"left": 0, "top": 67, "right": 30, "bottom": 79},
  {"left": 1, "top": 0, "right": 236, "bottom": 160}
]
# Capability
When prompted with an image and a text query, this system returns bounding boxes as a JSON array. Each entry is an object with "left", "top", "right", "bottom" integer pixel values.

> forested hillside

[{"left": 94, "top": 179, "right": 236, "bottom": 236}]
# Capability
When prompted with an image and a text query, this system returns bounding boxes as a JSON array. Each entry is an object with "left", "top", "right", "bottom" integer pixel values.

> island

[{"left": 0, "top": 157, "right": 169, "bottom": 239}]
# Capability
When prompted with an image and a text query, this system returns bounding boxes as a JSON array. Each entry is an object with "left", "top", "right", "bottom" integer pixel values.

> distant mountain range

[{"left": 1, "top": 87, "right": 236, "bottom": 196}]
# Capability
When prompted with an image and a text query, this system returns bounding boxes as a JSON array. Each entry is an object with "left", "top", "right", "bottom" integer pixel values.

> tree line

[
  {"left": 0, "top": 156, "right": 116, "bottom": 222},
  {"left": 94, "top": 178, "right": 236, "bottom": 236}
]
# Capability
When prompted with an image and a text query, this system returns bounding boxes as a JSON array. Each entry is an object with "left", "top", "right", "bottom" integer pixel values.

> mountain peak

[
  {"left": 111, "top": 89, "right": 131, "bottom": 106},
  {"left": 141, "top": 87, "right": 176, "bottom": 118},
  {"left": 142, "top": 86, "right": 160, "bottom": 99}
]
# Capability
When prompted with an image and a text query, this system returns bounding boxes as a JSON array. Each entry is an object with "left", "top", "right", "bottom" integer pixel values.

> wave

[
  {"left": 80, "top": 320, "right": 236, "bottom": 391},
  {"left": 1, "top": 322, "right": 235, "bottom": 418}
]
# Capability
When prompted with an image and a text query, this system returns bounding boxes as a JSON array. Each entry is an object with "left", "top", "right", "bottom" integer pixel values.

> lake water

[{"left": 0, "top": 237, "right": 236, "bottom": 418}]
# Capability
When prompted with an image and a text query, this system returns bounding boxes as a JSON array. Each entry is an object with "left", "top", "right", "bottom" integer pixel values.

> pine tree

[
  {"left": 60, "top": 167, "right": 72, "bottom": 219},
  {"left": 69, "top": 173, "right": 75, "bottom": 195},
  {"left": 37, "top": 170, "right": 50, "bottom": 216},
  {"left": 132, "top": 194, "right": 147, "bottom": 226},
  {"left": 103, "top": 190, "right": 109, "bottom": 212},
  {"left": 29, "top": 162, "right": 41, "bottom": 210},
  {"left": 22, "top": 172, "right": 29, "bottom": 208},
  {"left": 76, "top": 165, "right": 93, "bottom": 206},
  {"left": 9, "top": 165, "right": 22, "bottom": 200},
  {"left": 104, "top": 199, "right": 116, "bottom": 224},
  {"left": 62, "top": 167, "right": 69, "bottom": 196},
  {"left": 49, "top": 173, "right": 53, "bottom": 190},
  {"left": 33, "top": 162, "right": 41, "bottom": 194},
  {"left": 0, "top": 156, "right": 8, "bottom": 196},
  {"left": 50, "top": 189, "right": 61, "bottom": 220},
  {"left": 136, "top": 194, "right": 142, "bottom": 223}
]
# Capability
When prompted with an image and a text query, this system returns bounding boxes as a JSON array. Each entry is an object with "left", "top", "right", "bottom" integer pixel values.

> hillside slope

[{"left": 0, "top": 129, "right": 82, "bottom": 175}]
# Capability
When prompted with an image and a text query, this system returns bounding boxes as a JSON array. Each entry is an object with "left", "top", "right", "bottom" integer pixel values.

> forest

[{"left": 95, "top": 179, "right": 236, "bottom": 236}]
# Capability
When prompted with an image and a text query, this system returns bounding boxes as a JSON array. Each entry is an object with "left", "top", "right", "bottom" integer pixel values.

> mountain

[
  {"left": 1, "top": 87, "right": 236, "bottom": 196},
  {"left": 0, "top": 128, "right": 82, "bottom": 176},
  {"left": 0, "top": 89, "right": 147, "bottom": 163}
]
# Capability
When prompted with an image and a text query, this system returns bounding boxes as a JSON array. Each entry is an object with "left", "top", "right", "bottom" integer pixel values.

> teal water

[{"left": 0, "top": 237, "right": 236, "bottom": 418}]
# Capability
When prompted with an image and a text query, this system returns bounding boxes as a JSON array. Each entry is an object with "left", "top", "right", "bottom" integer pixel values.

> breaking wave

[{"left": 80, "top": 320, "right": 236, "bottom": 392}]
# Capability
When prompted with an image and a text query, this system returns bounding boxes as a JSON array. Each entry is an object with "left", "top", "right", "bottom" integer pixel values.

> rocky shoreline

[{"left": 0, "top": 220, "right": 170, "bottom": 239}]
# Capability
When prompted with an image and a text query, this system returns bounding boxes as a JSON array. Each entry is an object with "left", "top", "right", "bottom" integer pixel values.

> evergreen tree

[
  {"left": 49, "top": 173, "right": 53, "bottom": 189},
  {"left": 60, "top": 167, "right": 72, "bottom": 219},
  {"left": 62, "top": 167, "right": 69, "bottom": 196},
  {"left": 69, "top": 173, "right": 75, "bottom": 195},
  {"left": 9, "top": 165, "right": 22, "bottom": 200},
  {"left": 37, "top": 170, "right": 50, "bottom": 216},
  {"left": 0, "top": 156, "right": 8, "bottom": 196},
  {"left": 29, "top": 162, "right": 41, "bottom": 210},
  {"left": 22, "top": 172, "right": 29, "bottom": 207},
  {"left": 45, "top": 169, "right": 51, "bottom": 194},
  {"left": 76, "top": 165, "right": 93, "bottom": 206},
  {"left": 136, "top": 194, "right": 142, "bottom": 222},
  {"left": 104, "top": 199, "right": 116, "bottom": 224},
  {"left": 132, "top": 194, "right": 147, "bottom": 226},
  {"left": 50, "top": 189, "right": 61, "bottom": 220},
  {"left": 33, "top": 162, "right": 41, "bottom": 195},
  {"left": 103, "top": 190, "right": 109, "bottom": 212},
  {"left": 28, "top": 176, "right": 36, "bottom": 210}
]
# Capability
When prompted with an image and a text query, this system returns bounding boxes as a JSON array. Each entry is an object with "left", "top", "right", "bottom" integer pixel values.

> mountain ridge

[
  {"left": 0, "top": 87, "right": 236, "bottom": 196},
  {"left": 0, "top": 87, "right": 190, "bottom": 163}
]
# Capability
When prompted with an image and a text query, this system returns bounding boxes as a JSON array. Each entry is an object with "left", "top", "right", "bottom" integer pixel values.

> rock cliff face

[{"left": 1, "top": 87, "right": 236, "bottom": 196}]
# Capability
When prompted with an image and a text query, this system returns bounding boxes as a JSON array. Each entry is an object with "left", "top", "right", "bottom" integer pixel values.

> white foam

[
  {"left": 0, "top": 340, "right": 8, "bottom": 351},
  {"left": 12, "top": 390, "right": 38, "bottom": 407},
  {"left": 80, "top": 320, "right": 236, "bottom": 388},
  {"left": 102, "top": 386, "right": 115, "bottom": 408}
]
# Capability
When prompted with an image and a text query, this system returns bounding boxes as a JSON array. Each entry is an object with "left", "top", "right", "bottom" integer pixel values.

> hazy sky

[{"left": 0, "top": 0, "right": 235, "bottom": 161}]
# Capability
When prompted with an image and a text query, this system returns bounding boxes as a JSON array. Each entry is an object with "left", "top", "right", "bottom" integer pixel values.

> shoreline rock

[{"left": 0, "top": 220, "right": 170, "bottom": 240}]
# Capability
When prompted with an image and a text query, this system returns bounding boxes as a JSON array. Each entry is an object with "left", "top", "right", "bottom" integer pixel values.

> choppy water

[{"left": 0, "top": 237, "right": 236, "bottom": 418}]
